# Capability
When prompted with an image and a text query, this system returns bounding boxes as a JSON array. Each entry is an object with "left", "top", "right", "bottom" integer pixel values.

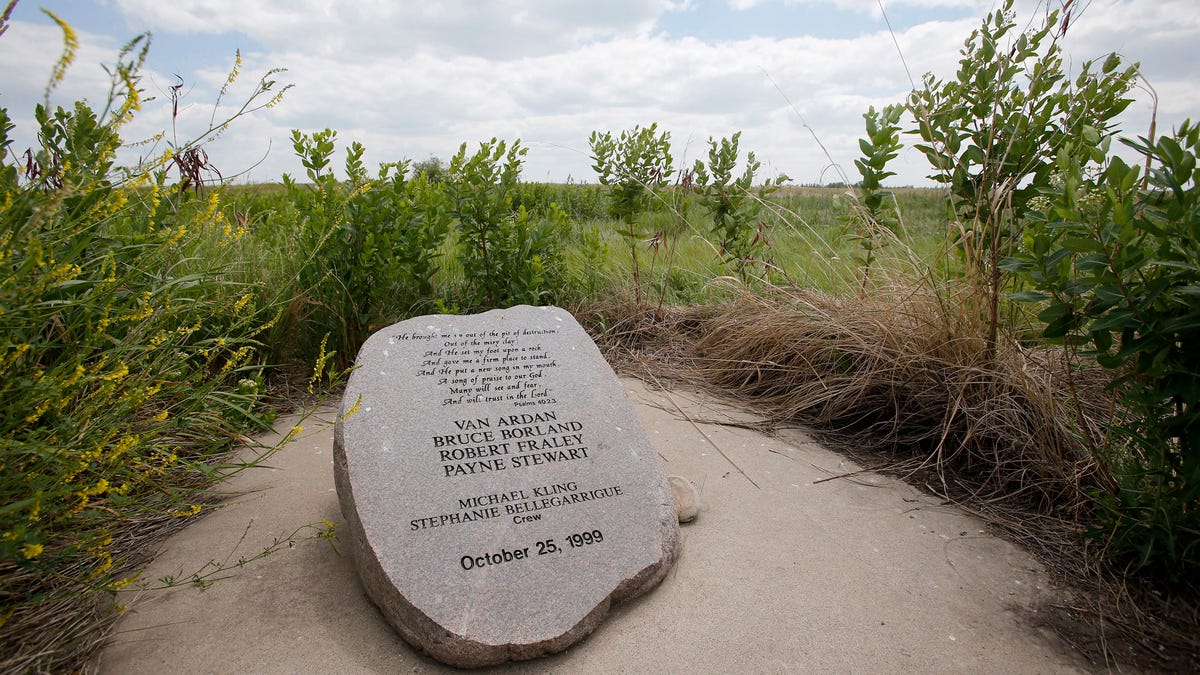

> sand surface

[{"left": 97, "top": 378, "right": 1086, "bottom": 673}]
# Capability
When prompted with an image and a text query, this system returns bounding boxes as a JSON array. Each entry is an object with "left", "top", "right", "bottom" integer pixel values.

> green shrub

[
  {"left": 446, "top": 138, "right": 568, "bottom": 309},
  {"left": 0, "top": 17, "right": 300, "bottom": 670},
  {"left": 1003, "top": 123, "right": 1200, "bottom": 587},
  {"left": 512, "top": 181, "right": 608, "bottom": 222},
  {"left": 849, "top": 104, "right": 904, "bottom": 287},
  {"left": 589, "top": 123, "right": 674, "bottom": 304},
  {"left": 282, "top": 130, "right": 451, "bottom": 365},
  {"left": 906, "top": 0, "right": 1138, "bottom": 353},
  {"left": 692, "top": 131, "right": 787, "bottom": 283}
]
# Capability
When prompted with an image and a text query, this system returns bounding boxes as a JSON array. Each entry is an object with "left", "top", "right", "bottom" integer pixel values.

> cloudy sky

[{"left": 1, "top": 0, "right": 1196, "bottom": 186}]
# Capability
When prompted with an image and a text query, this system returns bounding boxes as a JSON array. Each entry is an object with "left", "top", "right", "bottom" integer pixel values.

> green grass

[{"left": 210, "top": 180, "right": 951, "bottom": 336}]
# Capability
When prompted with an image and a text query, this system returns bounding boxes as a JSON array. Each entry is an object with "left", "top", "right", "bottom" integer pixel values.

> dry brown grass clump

[
  {"left": 692, "top": 288, "right": 1106, "bottom": 509},
  {"left": 579, "top": 285, "right": 1109, "bottom": 514},
  {"left": 576, "top": 285, "right": 1200, "bottom": 670}
]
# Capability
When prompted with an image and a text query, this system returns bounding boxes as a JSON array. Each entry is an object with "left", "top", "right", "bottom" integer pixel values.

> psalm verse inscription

[{"left": 394, "top": 327, "right": 560, "bottom": 407}]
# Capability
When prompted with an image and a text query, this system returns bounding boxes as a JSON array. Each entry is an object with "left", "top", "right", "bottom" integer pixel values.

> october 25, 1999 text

[{"left": 459, "top": 529, "right": 605, "bottom": 571}]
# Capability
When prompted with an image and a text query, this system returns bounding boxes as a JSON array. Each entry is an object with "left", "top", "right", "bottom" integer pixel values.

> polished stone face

[{"left": 334, "top": 305, "right": 680, "bottom": 668}]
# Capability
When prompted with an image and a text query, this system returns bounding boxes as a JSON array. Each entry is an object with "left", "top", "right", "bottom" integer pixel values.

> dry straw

[
  {"left": 583, "top": 281, "right": 1108, "bottom": 509},
  {"left": 575, "top": 277, "right": 1195, "bottom": 669}
]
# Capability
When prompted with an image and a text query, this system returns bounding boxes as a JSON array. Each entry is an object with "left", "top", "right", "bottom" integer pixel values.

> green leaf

[
  {"left": 1042, "top": 313, "right": 1075, "bottom": 340},
  {"left": 1089, "top": 308, "right": 1138, "bottom": 332},
  {"left": 1037, "top": 301, "right": 1072, "bottom": 324},
  {"left": 1061, "top": 237, "right": 1105, "bottom": 253},
  {"left": 1009, "top": 290, "right": 1050, "bottom": 302},
  {"left": 998, "top": 256, "right": 1035, "bottom": 272}
]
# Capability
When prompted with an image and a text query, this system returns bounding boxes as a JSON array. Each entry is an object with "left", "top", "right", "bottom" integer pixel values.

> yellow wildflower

[
  {"left": 24, "top": 400, "right": 50, "bottom": 424},
  {"left": 284, "top": 425, "right": 303, "bottom": 443},
  {"left": 67, "top": 493, "right": 89, "bottom": 517},
  {"left": 103, "top": 190, "right": 128, "bottom": 216},
  {"left": 164, "top": 224, "right": 187, "bottom": 247},
  {"left": 201, "top": 191, "right": 221, "bottom": 224},
  {"left": 219, "top": 345, "right": 253, "bottom": 376},
  {"left": 110, "top": 434, "right": 140, "bottom": 461},
  {"left": 308, "top": 334, "right": 331, "bottom": 394},
  {"left": 83, "top": 478, "right": 109, "bottom": 496},
  {"left": 247, "top": 309, "right": 283, "bottom": 339},
  {"left": 148, "top": 178, "right": 162, "bottom": 212},
  {"left": 107, "top": 576, "right": 137, "bottom": 591},
  {"left": 21, "top": 543, "right": 44, "bottom": 559},
  {"left": 101, "top": 255, "right": 117, "bottom": 283},
  {"left": 170, "top": 504, "right": 202, "bottom": 518},
  {"left": 62, "top": 363, "right": 86, "bottom": 388},
  {"left": 0, "top": 343, "right": 31, "bottom": 376},
  {"left": 233, "top": 293, "right": 253, "bottom": 314},
  {"left": 339, "top": 394, "right": 362, "bottom": 422},
  {"left": 224, "top": 50, "right": 242, "bottom": 91},
  {"left": 91, "top": 551, "right": 113, "bottom": 577},
  {"left": 44, "top": 10, "right": 78, "bottom": 88},
  {"left": 101, "top": 361, "right": 129, "bottom": 382}
]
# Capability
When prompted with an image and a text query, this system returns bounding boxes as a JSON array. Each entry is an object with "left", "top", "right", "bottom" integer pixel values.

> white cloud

[
  {"left": 192, "top": 15, "right": 974, "bottom": 185},
  {"left": 113, "top": 0, "right": 677, "bottom": 59},
  {"left": 2, "top": 0, "right": 1195, "bottom": 188},
  {"left": 728, "top": 0, "right": 986, "bottom": 14},
  {"left": 1, "top": 21, "right": 124, "bottom": 109}
]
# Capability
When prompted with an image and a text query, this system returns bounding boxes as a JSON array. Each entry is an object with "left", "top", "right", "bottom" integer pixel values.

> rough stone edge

[{"left": 333, "top": 394, "right": 681, "bottom": 669}]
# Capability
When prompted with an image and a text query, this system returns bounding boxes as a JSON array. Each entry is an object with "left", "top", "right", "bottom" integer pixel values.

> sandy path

[{"left": 96, "top": 378, "right": 1085, "bottom": 673}]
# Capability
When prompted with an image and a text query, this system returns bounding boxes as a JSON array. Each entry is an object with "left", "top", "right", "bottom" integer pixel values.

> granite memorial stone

[{"left": 333, "top": 305, "right": 681, "bottom": 668}]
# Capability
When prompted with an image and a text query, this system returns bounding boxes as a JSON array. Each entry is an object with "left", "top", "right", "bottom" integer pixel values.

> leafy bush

[
  {"left": 692, "top": 131, "right": 787, "bottom": 283},
  {"left": 1003, "top": 124, "right": 1200, "bottom": 586},
  {"left": 589, "top": 123, "right": 674, "bottom": 304},
  {"left": 0, "top": 17, "right": 304, "bottom": 670},
  {"left": 907, "top": 0, "right": 1138, "bottom": 353},
  {"left": 899, "top": 0, "right": 1196, "bottom": 592},
  {"left": 512, "top": 181, "right": 608, "bottom": 222},
  {"left": 282, "top": 129, "right": 451, "bottom": 365},
  {"left": 446, "top": 138, "right": 568, "bottom": 309},
  {"left": 412, "top": 155, "right": 447, "bottom": 183},
  {"left": 849, "top": 104, "right": 904, "bottom": 286}
]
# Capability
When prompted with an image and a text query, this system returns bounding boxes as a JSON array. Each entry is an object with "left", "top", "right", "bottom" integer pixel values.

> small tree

[
  {"left": 412, "top": 155, "right": 447, "bottom": 183},
  {"left": 692, "top": 131, "right": 787, "bottom": 283},
  {"left": 589, "top": 123, "right": 673, "bottom": 304},
  {"left": 851, "top": 104, "right": 904, "bottom": 289},
  {"left": 1002, "top": 124, "right": 1200, "bottom": 587},
  {"left": 906, "top": 0, "right": 1138, "bottom": 356},
  {"left": 446, "top": 138, "right": 567, "bottom": 309}
]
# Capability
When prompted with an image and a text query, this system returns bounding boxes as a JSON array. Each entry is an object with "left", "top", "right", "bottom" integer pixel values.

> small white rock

[{"left": 669, "top": 475, "right": 700, "bottom": 524}]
